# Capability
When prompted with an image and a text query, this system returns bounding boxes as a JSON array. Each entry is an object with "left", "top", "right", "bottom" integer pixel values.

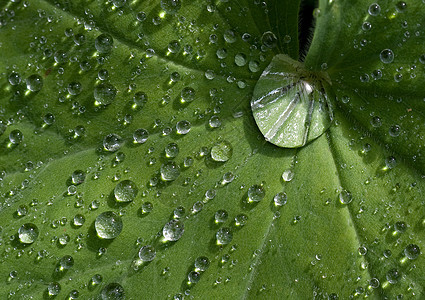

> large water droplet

[
  {"left": 95, "top": 34, "right": 114, "bottom": 53},
  {"left": 339, "top": 189, "right": 353, "bottom": 204},
  {"left": 211, "top": 141, "right": 233, "bottom": 162},
  {"left": 94, "top": 83, "right": 117, "bottom": 105},
  {"left": 9, "top": 130, "right": 23, "bottom": 145},
  {"left": 163, "top": 219, "right": 184, "bottom": 241},
  {"left": 114, "top": 180, "right": 138, "bottom": 202},
  {"left": 100, "top": 283, "right": 125, "bottom": 300},
  {"left": 251, "top": 54, "right": 333, "bottom": 148},
  {"left": 59, "top": 255, "right": 74, "bottom": 269},
  {"left": 26, "top": 74, "right": 43, "bottom": 92},
  {"left": 103, "top": 134, "right": 123, "bottom": 152},
  {"left": 139, "top": 245, "right": 156, "bottom": 261},
  {"left": 18, "top": 223, "right": 39, "bottom": 244},
  {"left": 133, "top": 128, "right": 149, "bottom": 144},
  {"left": 8, "top": 72, "right": 21, "bottom": 86},
  {"left": 404, "top": 244, "right": 420, "bottom": 260},
  {"left": 247, "top": 184, "right": 265, "bottom": 202},
  {"left": 95, "top": 211, "right": 123, "bottom": 239},
  {"left": 216, "top": 227, "right": 233, "bottom": 245},
  {"left": 160, "top": 162, "right": 180, "bottom": 181},
  {"left": 380, "top": 49, "right": 394, "bottom": 64}
]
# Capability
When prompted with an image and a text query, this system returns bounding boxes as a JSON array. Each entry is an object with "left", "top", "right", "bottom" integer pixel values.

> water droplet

[
  {"left": 216, "top": 48, "right": 228, "bottom": 59},
  {"left": 281, "top": 170, "right": 294, "bottom": 182},
  {"left": 173, "top": 206, "right": 185, "bottom": 218},
  {"left": 43, "top": 113, "right": 55, "bottom": 125},
  {"left": 95, "top": 34, "right": 114, "bottom": 53},
  {"left": 26, "top": 74, "right": 43, "bottom": 92},
  {"left": 176, "top": 120, "right": 191, "bottom": 134},
  {"left": 160, "top": 0, "right": 181, "bottom": 14},
  {"left": 235, "top": 53, "right": 247, "bottom": 67},
  {"left": 160, "top": 162, "right": 180, "bottom": 181},
  {"left": 394, "top": 221, "right": 407, "bottom": 233},
  {"left": 98, "top": 69, "right": 109, "bottom": 80},
  {"left": 395, "top": 1, "right": 407, "bottom": 12},
  {"left": 211, "top": 141, "right": 233, "bottom": 162},
  {"left": 209, "top": 116, "right": 222, "bottom": 128},
  {"left": 100, "top": 283, "right": 125, "bottom": 300},
  {"left": 389, "top": 125, "right": 401, "bottom": 137},
  {"left": 72, "top": 170, "right": 86, "bottom": 185},
  {"left": 9, "top": 129, "right": 23, "bottom": 145},
  {"left": 214, "top": 210, "right": 228, "bottom": 223},
  {"left": 68, "top": 82, "right": 83, "bottom": 95},
  {"left": 103, "top": 134, "right": 123, "bottom": 152},
  {"left": 59, "top": 255, "right": 74, "bottom": 269},
  {"left": 73, "top": 214, "right": 85, "bottom": 227},
  {"left": 95, "top": 211, "right": 123, "bottom": 239},
  {"left": 194, "top": 256, "right": 210, "bottom": 272},
  {"left": 216, "top": 227, "right": 233, "bottom": 245},
  {"left": 8, "top": 72, "right": 21, "bottom": 85},
  {"left": 112, "top": 0, "right": 126, "bottom": 8},
  {"left": 94, "top": 83, "right": 117, "bottom": 105},
  {"left": 114, "top": 180, "right": 138, "bottom": 202},
  {"left": 261, "top": 31, "right": 277, "bottom": 48},
  {"left": 165, "top": 143, "right": 179, "bottom": 158},
  {"left": 235, "top": 214, "right": 248, "bottom": 227},
  {"left": 47, "top": 282, "right": 61, "bottom": 296},
  {"left": 18, "top": 223, "right": 39, "bottom": 244},
  {"left": 180, "top": 87, "right": 195, "bottom": 103},
  {"left": 188, "top": 271, "right": 200, "bottom": 284},
  {"left": 273, "top": 192, "right": 287, "bottom": 206},
  {"left": 247, "top": 184, "right": 265, "bottom": 202},
  {"left": 251, "top": 54, "right": 332, "bottom": 148},
  {"left": 380, "top": 49, "right": 394, "bottom": 64},
  {"left": 91, "top": 274, "right": 103, "bottom": 286},
  {"left": 168, "top": 40, "right": 181, "bottom": 54},
  {"left": 368, "top": 3, "right": 381, "bottom": 16},
  {"left": 141, "top": 202, "right": 153, "bottom": 214},
  {"left": 339, "top": 189, "right": 353, "bottom": 204},
  {"left": 386, "top": 268, "right": 401, "bottom": 284},
  {"left": 139, "top": 245, "right": 156, "bottom": 261},
  {"left": 222, "top": 172, "right": 235, "bottom": 184},
  {"left": 133, "top": 128, "right": 149, "bottom": 144},
  {"left": 371, "top": 116, "right": 382, "bottom": 127},
  {"left": 385, "top": 156, "right": 397, "bottom": 169},
  {"left": 404, "top": 244, "right": 420, "bottom": 260},
  {"left": 369, "top": 278, "right": 380, "bottom": 289},
  {"left": 163, "top": 219, "right": 184, "bottom": 241}
]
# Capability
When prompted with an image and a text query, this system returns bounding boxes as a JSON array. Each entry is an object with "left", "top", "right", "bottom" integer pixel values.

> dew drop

[
  {"left": 281, "top": 170, "right": 294, "bottom": 182},
  {"left": 160, "top": 0, "right": 181, "bottom": 14},
  {"left": 68, "top": 82, "right": 83, "bottom": 95},
  {"left": 404, "top": 244, "right": 420, "bottom": 260},
  {"left": 47, "top": 282, "right": 61, "bottom": 296},
  {"left": 95, "top": 211, "right": 123, "bottom": 239},
  {"left": 188, "top": 271, "right": 200, "bottom": 284},
  {"left": 18, "top": 223, "right": 39, "bottom": 244},
  {"left": 386, "top": 268, "right": 401, "bottom": 284},
  {"left": 273, "top": 192, "right": 287, "bottom": 206},
  {"left": 72, "top": 170, "right": 86, "bottom": 185},
  {"left": 339, "top": 189, "right": 353, "bottom": 204},
  {"left": 195, "top": 256, "right": 210, "bottom": 272},
  {"left": 95, "top": 34, "right": 114, "bottom": 53},
  {"left": 9, "top": 130, "right": 23, "bottom": 145},
  {"left": 59, "top": 255, "right": 74, "bottom": 269},
  {"left": 389, "top": 125, "right": 401, "bottom": 137},
  {"left": 216, "top": 227, "right": 233, "bottom": 245},
  {"left": 8, "top": 72, "right": 21, "bottom": 86},
  {"left": 176, "top": 120, "right": 191, "bottom": 134},
  {"left": 133, "top": 128, "right": 149, "bottom": 144},
  {"left": 180, "top": 87, "right": 195, "bottom": 103},
  {"left": 94, "top": 83, "right": 117, "bottom": 105},
  {"left": 368, "top": 3, "right": 381, "bottom": 16},
  {"left": 214, "top": 210, "right": 228, "bottom": 223},
  {"left": 380, "top": 49, "right": 394, "bottom": 64},
  {"left": 261, "top": 31, "right": 277, "bottom": 48},
  {"left": 114, "top": 180, "right": 138, "bottom": 202},
  {"left": 211, "top": 141, "right": 233, "bottom": 162},
  {"left": 247, "top": 184, "right": 265, "bottom": 202},
  {"left": 165, "top": 143, "right": 179, "bottom": 158},
  {"left": 26, "top": 74, "right": 43, "bottom": 92},
  {"left": 160, "top": 162, "right": 180, "bottom": 181},
  {"left": 103, "top": 134, "right": 123, "bottom": 152},
  {"left": 139, "top": 245, "right": 156, "bottom": 261},
  {"left": 100, "top": 283, "right": 125, "bottom": 300},
  {"left": 163, "top": 219, "right": 184, "bottom": 241}
]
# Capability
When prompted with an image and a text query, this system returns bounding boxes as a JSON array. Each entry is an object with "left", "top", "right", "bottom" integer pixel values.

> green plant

[{"left": 1, "top": 0, "right": 424, "bottom": 298}]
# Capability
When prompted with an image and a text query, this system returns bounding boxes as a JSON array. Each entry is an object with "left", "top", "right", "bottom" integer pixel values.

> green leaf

[{"left": 1, "top": 0, "right": 424, "bottom": 299}]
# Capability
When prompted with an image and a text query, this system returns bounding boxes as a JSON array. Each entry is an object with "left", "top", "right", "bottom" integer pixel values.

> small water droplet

[
  {"left": 211, "top": 141, "right": 233, "bottom": 162},
  {"left": 273, "top": 192, "right": 287, "bottom": 206},
  {"left": 114, "top": 180, "right": 138, "bottom": 202},
  {"left": 95, "top": 211, "right": 123, "bottom": 239},
  {"left": 100, "top": 283, "right": 125, "bottom": 300},
  {"left": 139, "top": 245, "right": 156, "bottom": 261},
  {"left": 247, "top": 184, "right": 265, "bottom": 202},
  {"left": 380, "top": 49, "right": 394, "bottom": 64},
  {"left": 339, "top": 190, "right": 353, "bottom": 204},
  {"left": 94, "top": 83, "right": 117, "bottom": 105},
  {"left": 103, "top": 134, "right": 123, "bottom": 152},
  {"left": 216, "top": 227, "right": 233, "bottom": 245},
  {"left": 160, "top": 0, "right": 181, "bottom": 14},
  {"left": 160, "top": 162, "right": 180, "bottom": 181},
  {"left": 163, "top": 219, "right": 184, "bottom": 241},
  {"left": 404, "top": 244, "right": 420, "bottom": 260},
  {"left": 18, "top": 223, "right": 39, "bottom": 244},
  {"left": 95, "top": 34, "right": 114, "bottom": 53},
  {"left": 26, "top": 74, "right": 43, "bottom": 92}
]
